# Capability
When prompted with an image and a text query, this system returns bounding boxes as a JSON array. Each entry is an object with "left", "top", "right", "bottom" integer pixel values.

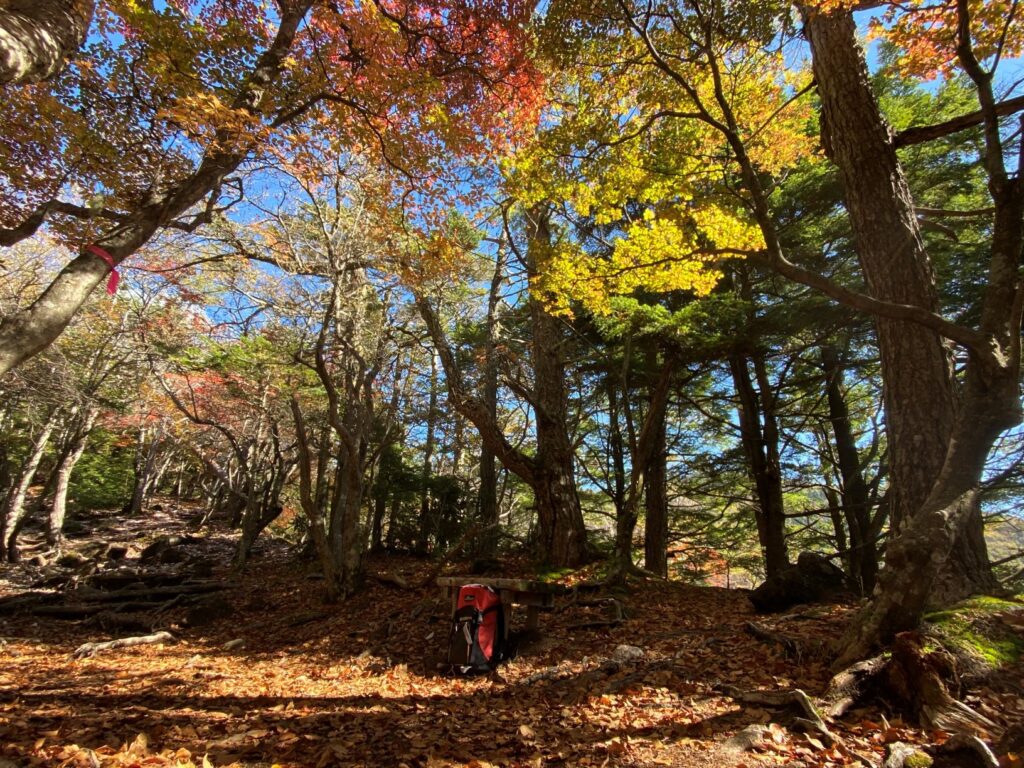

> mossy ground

[
  {"left": 903, "top": 750, "right": 933, "bottom": 768},
  {"left": 924, "top": 595, "right": 1024, "bottom": 668}
]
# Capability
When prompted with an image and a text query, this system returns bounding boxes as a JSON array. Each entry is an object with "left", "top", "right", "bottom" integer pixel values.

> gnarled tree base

[{"left": 824, "top": 632, "right": 996, "bottom": 734}]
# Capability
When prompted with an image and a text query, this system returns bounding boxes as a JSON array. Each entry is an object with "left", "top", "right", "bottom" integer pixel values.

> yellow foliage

[{"left": 535, "top": 207, "right": 758, "bottom": 317}]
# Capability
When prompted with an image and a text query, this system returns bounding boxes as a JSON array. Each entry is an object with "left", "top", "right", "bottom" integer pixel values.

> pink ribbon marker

[{"left": 86, "top": 244, "right": 120, "bottom": 295}]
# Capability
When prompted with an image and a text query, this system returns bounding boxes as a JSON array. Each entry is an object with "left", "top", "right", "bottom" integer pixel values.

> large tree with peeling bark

[
  {"left": 800, "top": 0, "right": 1024, "bottom": 665},
  {"left": 0, "top": 0, "right": 94, "bottom": 84}
]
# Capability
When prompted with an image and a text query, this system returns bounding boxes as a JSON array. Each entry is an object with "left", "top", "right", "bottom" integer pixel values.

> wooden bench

[{"left": 437, "top": 576, "right": 568, "bottom": 633}]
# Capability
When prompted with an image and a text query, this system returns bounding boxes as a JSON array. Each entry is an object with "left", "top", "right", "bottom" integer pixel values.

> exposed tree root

[
  {"left": 930, "top": 733, "right": 999, "bottom": 768},
  {"left": 73, "top": 631, "right": 175, "bottom": 659},
  {"left": 822, "top": 632, "right": 997, "bottom": 736},
  {"left": 821, "top": 654, "right": 888, "bottom": 718},
  {"left": 886, "top": 632, "right": 996, "bottom": 733},
  {"left": 743, "top": 621, "right": 802, "bottom": 658},
  {"left": 717, "top": 684, "right": 835, "bottom": 747}
]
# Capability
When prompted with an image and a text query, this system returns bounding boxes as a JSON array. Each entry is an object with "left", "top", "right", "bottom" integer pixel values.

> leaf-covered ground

[{"left": 1, "top": 505, "right": 1022, "bottom": 768}]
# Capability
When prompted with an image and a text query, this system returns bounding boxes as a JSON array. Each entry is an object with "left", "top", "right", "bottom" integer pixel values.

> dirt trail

[{"left": 0, "top": 504, "right": 1020, "bottom": 767}]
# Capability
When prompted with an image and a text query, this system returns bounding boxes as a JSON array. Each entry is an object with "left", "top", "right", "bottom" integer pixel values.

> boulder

[
  {"left": 749, "top": 552, "right": 850, "bottom": 613},
  {"left": 140, "top": 535, "right": 196, "bottom": 564}
]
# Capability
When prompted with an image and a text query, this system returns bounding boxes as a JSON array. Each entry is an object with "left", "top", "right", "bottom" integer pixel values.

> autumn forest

[{"left": 1, "top": 0, "right": 1023, "bottom": 766}]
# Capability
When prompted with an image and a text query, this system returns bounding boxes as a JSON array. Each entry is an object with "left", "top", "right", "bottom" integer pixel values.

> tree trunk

[
  {"left": 836, "top": 376, "right": 1020, "bottom": 666},
  {"left": 47, "top": 407, "right": 98, "bottom": 549},
  {"left": 370, "top": 491, "right": 386, "bottom": 554},
  {"left": 127, "top": 424, "right": 163, "bottom": 517},
  {"left": 1, "top": 408, "right": 59, "bottom": 561},
  {"left": 0, "top": 0, "right": 94, "bottom": 84},
  {"left": 335, "top": 456, "right": 364, "bottom": 595},
  {"left": 607, "top": 375, "right": 628, "bottom": 522},
  {"left": 802, "top": 5, "right": 995, "bottom": 600},
  {"left": 415, "top": 238, "right": 588, "bottom": 566},
  {"left": 802, "top": 2, "right": 1024, "bottom": 663},
  {"left": 526, "top": 207, "right": 590, "bottom": 567},
  {"left": 729, "top": 354, "right": 789, "bottom": 579},
  {"left": 643, "top": 388, "right": 669, "bottom": 578},
  {"left": 291, "top": 397, "right": 341, "bottom": 602},
  {"left": 477, "top": 247, "right": 505, "bottom": 560},
  {"left": 821, "top": 344, "right": 880, "bottom": 594},
  {"left": 610, "top": 356, "right": 675, "bottom": 579},
  {"left": 415, "top": 352, "right": 439, "bottom": 555}
]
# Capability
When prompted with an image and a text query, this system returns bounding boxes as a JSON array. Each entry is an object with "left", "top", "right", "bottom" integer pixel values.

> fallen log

[
  {"left": 73, "top": 631, "right": 176, "bottom": 659},
  {"left": 371, "top": 572, "right": 410, "bottom": 589}
]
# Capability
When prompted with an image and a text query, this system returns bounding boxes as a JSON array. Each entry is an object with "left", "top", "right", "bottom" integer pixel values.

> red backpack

[{"left": 446, "top": 584, "right": 506, "bottom": 673}]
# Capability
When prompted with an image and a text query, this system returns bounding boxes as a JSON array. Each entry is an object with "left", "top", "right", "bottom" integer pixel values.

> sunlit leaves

[
  {"left": 869, "top": 0, "right": 1023, "bottom": 80},
  {"left": 506, "top": 0, "right": 813, "bottom": 317},
  {"left": 536, "top": 206, "right": 760, "bottom": 316}
]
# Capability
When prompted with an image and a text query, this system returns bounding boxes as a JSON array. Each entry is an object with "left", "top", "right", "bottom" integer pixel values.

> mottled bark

[
  {"left": 800, "top": 1, "right": 1024, "bottom": 663},
  {"left": 415, "top": 215, "right": 591, "bottom": 567},
  {"left": 47, "top": 407, "right": 97, "bottom": 549},
  {"left": 127, "top": 424, "right": 164, "bottom": 517},
  {"left": 803, "top": 5, "right": 996, "bottom": 602},
  {"left": 1, "top": 408, "right": 59, "bottom": 560},
  {"left": 291, "top": 397, "right": 341, "bottom": 602},
  {"left": 0, "top": 0, "right": 93, "bottom": 84}
]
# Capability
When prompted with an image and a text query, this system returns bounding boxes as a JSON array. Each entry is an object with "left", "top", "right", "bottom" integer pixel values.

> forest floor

[{"left": 1, "top": 503, "right": 1022, "bottom": 768}]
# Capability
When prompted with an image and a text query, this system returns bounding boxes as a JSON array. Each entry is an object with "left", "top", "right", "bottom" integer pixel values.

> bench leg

[{"left": 526, "top": 606, "right": 540, "bottom": 631}]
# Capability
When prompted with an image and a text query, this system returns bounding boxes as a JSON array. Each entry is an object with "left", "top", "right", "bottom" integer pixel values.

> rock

[
  {"left": 140, "top": 535, "right": 196, "bottom": 564},
  {"left": 749, "top": 552, "right": 850, "bottom": 613},
  {"left": 611, "top": 644, "right": 644, "bottom": 662},
  {"left": 105, "top": 544, "right": 129, "bottom": 561},
  {"left": 996, "top": 722, "right": 1024, "bottom": 757},
  {"left": 157, "top": 546, "right": 187, "bottom": 564},
  {"left": 185, "top": 596, "right": 233, "bottom": 627},
  {"left": 929, "top": 734, "right": 998, "bottom": 768},
  {"left": 57, "top": 551, "right": 90, "bottom": 568},
  {"left": 723, "top": 724, "right": 769, "bottom": 753}
]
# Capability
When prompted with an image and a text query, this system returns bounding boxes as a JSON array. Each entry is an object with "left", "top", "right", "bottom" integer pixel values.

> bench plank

[{"left": 436, "top": 576, "right": 568, "bottom": 594}]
